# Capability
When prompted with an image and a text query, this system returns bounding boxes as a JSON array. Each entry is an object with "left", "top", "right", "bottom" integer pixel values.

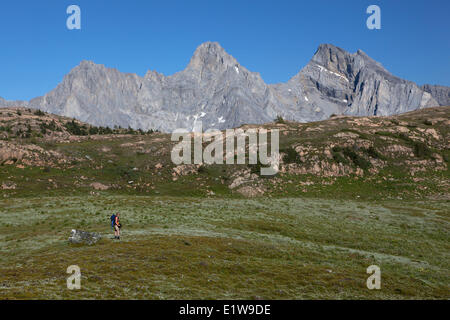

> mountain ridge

[{"left": 1, "top": 42, "right": 449, "bottom": 132}]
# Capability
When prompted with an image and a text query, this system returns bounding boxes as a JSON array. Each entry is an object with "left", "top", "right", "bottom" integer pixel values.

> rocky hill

[
  {"left": 1, "top": 42, "right": 448, "bottom": 132},
  {"left": 0, "top": 106, "right": 448, "bottom": 199}
]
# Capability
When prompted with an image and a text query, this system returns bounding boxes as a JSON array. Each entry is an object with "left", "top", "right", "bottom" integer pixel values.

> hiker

[{"left": 110, "top": 213, "right": 122, "bottom": 240}]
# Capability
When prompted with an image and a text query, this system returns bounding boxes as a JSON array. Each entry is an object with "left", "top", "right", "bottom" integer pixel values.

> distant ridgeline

[{"left": 1, "top": 42, "right": 449, "bottom": 132}]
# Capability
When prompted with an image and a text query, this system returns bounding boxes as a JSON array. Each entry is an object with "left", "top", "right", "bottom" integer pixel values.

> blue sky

[{"left": 0, "top": 0, "right": 449, "bottom": 100}]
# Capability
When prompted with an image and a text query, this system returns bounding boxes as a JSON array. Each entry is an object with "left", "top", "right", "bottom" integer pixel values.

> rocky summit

[{"left": 1, "top": 42, "right": 449, "bottom": 132}]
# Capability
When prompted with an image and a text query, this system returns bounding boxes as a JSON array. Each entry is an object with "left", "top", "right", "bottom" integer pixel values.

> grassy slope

[
  {"left": 0, "top": 196, "right": 448, "bottom": 299},
  {"left": 1, "top": 106, "right": 448, "bottom": 200},
  {"left": 0, "top": 107, "right": 449, "bottom": 299}
]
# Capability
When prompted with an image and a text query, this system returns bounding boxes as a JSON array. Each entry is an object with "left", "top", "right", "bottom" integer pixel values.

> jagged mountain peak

[
  {"left": 79, "top": 59, "right": 97, "bottom": 66},
  {"left": 3, "top": 42, "right": 447, "bottom": 132},
  {"left": 187, "top": 41, "right": 239, "bottom": 72},
  {"left": 307, "top": 43, "right": 355, "bottom": 77},
  {"left": 66, "top": 60, "right": 109, "bottom": 80},
  {"left": 312, "top": 44, "right": 348, "bottom": 61},
  {"left": 195, "top": 41, "right": 225, "bottom": 52},
  {"left": 307, "top": 43, "right": 390, "bottom": 80},
  {"left": 313, "top": 44, "right": 374, "bottom": 64},
  {"left": 192, "top": 41, "right": 229, "bottom": 58},
  {"left": 314, "top": 43, "right": 348, "bottom": 56},
  {"left": 73, "top": 60, "right": 105, "bottom": 71}
]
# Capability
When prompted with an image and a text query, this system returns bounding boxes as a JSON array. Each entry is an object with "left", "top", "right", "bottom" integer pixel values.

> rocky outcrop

[
  {"left": 421, "top": 84, "right": 450, "bottom": 106},
  {"left": 2, "top": 42, "right": 447, "bottom": 132},
  {"left": 1, "top": 182, "right": 17, "bottom": 190},
  {"left": 0, "top": 140, "right": 80, "bottom": 167},
  {"left": 68, "top": 229, "right": 101, "bottom": 245},
  {"left": 172, "top": 164, "right": 200, "bottom": 176},
  {"left": 90, "top": 182, "right": 109, "bottom": 190}
]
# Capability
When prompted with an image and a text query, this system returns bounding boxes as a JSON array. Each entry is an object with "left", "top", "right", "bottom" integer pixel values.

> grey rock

[
  {"left": 421, "top": 84, "right": 450, "bottom": 106},
  {"left": 272, "top": 44, "right": 438, "bottom": 121},
  {"left": 0, "top": 97, "right": 29, "bottom": 108},
  {"left": 68, "top": 229, "right": 101, "bottom": 245},
  {"left": 2, "top": 42, "right": 448, "bottom": 131},
  {"left": 28, "top": 42, "right": 273, "bottom": 132}
]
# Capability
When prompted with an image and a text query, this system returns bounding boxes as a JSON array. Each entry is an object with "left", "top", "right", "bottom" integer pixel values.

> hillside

[
  {"left": 0, "top": 106, "right": 448, "bottom": 200},
  {"left": 0, "top": 106, "right": 449, "bottom": 299}
]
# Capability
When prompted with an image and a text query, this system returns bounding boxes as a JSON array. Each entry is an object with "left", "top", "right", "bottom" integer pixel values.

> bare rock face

[
  {"left": 2, "top": 42, "right": 447, "bottom": 132},
  {"left": 273, "top": 44, "right": 438, "bottom": 121},
  {"left": 421, "top": 84, "right": 450, "bottom": 106},
  {"left": 68, "top": 229, "right": 101, "bottom": 245},
  {"left": 0, "top": 97, "right": 28, "bottom": 108}
]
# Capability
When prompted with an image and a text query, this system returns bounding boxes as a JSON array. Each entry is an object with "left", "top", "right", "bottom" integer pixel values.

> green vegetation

[
  {"left": 375, "top": 131, "right": 433, "bottom": 159},
  {"left": 275, "top": 115, "right": 285, "bottom": 124},
  {"left": 282, "top": 146, "right": 302, "bottom": 164},
  {"left": 332, "top": 146, "right": 371, "bottom": 170},
  {"left": 413, "top": 142, "right": 432, "bottom": 159},
  {"left": 340, "top": 128, "right": 369, "bottom": 140},
  {"left": 363, "top": 146, "right": 386, "bottom": 161},
  {"left": 64, "top": 120, "right": 89, "bottom": 136},
  {"left": 33, "top": 109, "right": 45, "bottom": 116},
  {"left": 0, "top": 196, "right": 448, "bottom": 299},
  {"left": 63, "top": 119, "right": 156, "bottom": 136},
  {"left": 40, "top": 120, "right": 61, "bottom": 135},
  {"left": 0, "top": 106, "right": 448, "bottom": 299}
]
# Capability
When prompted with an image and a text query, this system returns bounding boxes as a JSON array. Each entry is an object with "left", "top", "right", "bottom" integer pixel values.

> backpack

[{"left": 110, "top": 214, "right": 116, "bottom": 228}]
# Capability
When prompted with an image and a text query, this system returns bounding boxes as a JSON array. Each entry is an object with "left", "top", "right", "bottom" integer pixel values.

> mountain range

[{"left": 1, "top": 42, "right": 449, "bottom": 132}]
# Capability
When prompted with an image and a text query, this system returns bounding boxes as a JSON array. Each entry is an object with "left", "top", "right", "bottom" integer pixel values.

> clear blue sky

[{"left": 0, "top": 0, "right": 449, "bottom": 100}]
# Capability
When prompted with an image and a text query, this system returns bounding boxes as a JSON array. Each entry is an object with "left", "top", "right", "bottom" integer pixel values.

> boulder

[
  {"left": 236, "top": 185, "right": 265, "bottom": 197},
  {"left": 172, "top": 164, "right": 199, "bottom": 176},
  {"left": 90, "top": 182, "right": 109, "bottom": 190},
  {"left": 1, "top": 182, "right": 17, "bottom": 190},
  {"left": 68, "top": 229, "right": 101, "bottom": 245}
]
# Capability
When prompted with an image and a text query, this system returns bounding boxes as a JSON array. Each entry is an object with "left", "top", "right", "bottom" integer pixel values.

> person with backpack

[{"left": 110, "top": 213, "right": 122, "bottom": 240}]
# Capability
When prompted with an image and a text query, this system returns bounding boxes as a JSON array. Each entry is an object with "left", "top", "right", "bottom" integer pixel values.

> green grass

[
  {"left": 0, "top": 195, "right": 448, "bottom": 299},
  {"left": 0, "top": 106, "right": 448, "bottom": 299},
  {"left": 281, "top": 146, "right": 303, "bottom": 164},
  {"left": 374, "top": 131, "right": 434, "bottom": 159},
  {"left": 331, "top": 146, "right": 371, "bottom": 170}
]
